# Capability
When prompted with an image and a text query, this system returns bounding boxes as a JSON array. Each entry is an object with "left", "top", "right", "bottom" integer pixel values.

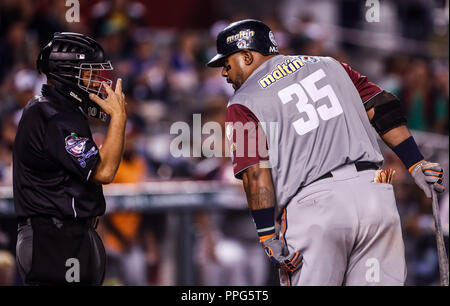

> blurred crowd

[{"left": 0, "top": 0, "right": 448, "bottom": 286}]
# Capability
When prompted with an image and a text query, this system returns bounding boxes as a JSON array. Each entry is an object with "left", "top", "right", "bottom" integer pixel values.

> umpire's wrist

[{"left": 109, "top": 113, "right": 127, "bottom": 123}]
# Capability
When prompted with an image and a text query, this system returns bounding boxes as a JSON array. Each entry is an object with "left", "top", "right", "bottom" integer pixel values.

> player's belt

[
  {"left": 315, "top": 162, "right": 379, "bottom": 182},
  {"left": 18, "top": 216, "right": 100, "bottom": 229}
]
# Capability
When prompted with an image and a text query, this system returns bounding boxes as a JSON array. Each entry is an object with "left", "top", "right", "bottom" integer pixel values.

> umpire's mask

[{"left": 37, "top": 32, "right": 114, "bottom": 122}]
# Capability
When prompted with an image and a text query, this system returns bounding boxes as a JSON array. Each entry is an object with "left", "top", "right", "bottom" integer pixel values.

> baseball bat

[{"left": 431, "top": 188, "right": 449, "bottom": 286}]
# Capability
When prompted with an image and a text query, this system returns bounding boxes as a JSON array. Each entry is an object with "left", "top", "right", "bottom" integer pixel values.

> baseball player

[{"left": 207, "top": 19, "right": 446, "bottom": 286}]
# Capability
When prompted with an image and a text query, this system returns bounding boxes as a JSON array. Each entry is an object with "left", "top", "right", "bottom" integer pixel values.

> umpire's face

[
  {"left": 81, "top": 69, "right": 101, "bottom": 89},
  {"left": 80, "top": 69, "right": 109, "bottom": 98},
  {"left": 221, "top": 51, "right": 247, "bottom": 91}
]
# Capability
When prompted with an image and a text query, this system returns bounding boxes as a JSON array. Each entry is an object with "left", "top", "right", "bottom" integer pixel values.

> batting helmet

[
  {"left": 37, "top": 32, "right": 113, "bottom": 121},
  {"left": 207, "top": 19, "right": 279, "bottom": 68}
]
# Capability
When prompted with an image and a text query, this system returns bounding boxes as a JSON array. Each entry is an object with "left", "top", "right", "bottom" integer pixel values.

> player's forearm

[
  {"left": 92, "top": 115, "right": 126, "bottom": 184},
  {"left": 381, "top": 125, "right": 425, "bottom": 172},
  {"left": 242, "top": 165, "right": 276, "bottom": 210},
  {"left": 242, "top": 164, "right": 277, "bottom": 243},
  {"left": 380, "top": 125, "right": 411, "bottom": 148},
  {"left": 367, "top": 106, "right": 424, "bottom": 172}
]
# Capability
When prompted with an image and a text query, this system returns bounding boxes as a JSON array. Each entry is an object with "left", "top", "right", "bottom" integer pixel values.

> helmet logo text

[{"left": 226, "top": 30, "right": 255, "bottom": 44}]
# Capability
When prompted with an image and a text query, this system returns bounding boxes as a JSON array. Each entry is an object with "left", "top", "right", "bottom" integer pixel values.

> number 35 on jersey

[{"left": 278, "top": 69, "right": 343, "bottom": 136}]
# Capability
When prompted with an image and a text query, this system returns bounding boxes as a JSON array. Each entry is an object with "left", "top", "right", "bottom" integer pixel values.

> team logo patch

[
  {"left": 300, "top": 56, "right": 319, "bottom": 63},
  {"left": 65, "top": 133, "right": 88, "bottom": 157},
  {"left": 236, "top": 39, "right": 247, "bottom": 49},
  {"left": 269, "top": 31, "right": 277, "bottom": 46},
  {"left": 65, "top": 133, "right": 98, "bottom": 168}
]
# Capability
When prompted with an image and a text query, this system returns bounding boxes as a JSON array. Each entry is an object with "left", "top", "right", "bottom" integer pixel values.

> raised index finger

[{"left": 115, "top": 78, "right": 122, "bottom": 95}]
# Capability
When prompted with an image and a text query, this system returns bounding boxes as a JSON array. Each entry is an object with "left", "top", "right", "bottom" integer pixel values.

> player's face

[{"left": 221, "top": 52, "right": 245, "bottom": 91}]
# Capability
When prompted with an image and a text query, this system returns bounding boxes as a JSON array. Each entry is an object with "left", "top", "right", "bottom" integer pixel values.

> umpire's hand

[
  {"left": 89, "top": 78, "right": 126, "bottom": 120},
  {"left": 89, "top": 79, "right": 127, "bottom": 184},
  {"left": 262, "top": 236, "right": 303, "bottom": 272}
]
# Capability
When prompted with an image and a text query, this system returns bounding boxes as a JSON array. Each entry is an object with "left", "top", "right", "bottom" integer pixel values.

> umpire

[{"left": 13, "top": 32, "right": 127, "bottom": 285}]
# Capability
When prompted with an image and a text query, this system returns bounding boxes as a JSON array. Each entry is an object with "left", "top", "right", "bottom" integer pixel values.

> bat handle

[{"left": 431, "top": 188, "right": 449, "bottom": 286}]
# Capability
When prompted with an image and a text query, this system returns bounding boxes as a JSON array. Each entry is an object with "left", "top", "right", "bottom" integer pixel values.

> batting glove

[
  {"left": 410, "top": 160, "right": 445, "bottom": 198},
  {"left": 262, "top": 235, "right": 303, "bottom": 272}
]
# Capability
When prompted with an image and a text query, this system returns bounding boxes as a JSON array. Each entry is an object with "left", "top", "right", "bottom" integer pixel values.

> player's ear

[{"left": 242, "top": 50, "right": 254, "bottom": 66}]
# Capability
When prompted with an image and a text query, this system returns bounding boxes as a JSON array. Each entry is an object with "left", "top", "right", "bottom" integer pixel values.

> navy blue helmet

[{"left": 207, "top": 19, "right": 279, "bottom": 67}]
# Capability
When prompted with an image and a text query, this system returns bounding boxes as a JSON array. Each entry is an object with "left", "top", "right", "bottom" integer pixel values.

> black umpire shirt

[{"left": 13, "top": 84, "right": 106, "bottom": 219}]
